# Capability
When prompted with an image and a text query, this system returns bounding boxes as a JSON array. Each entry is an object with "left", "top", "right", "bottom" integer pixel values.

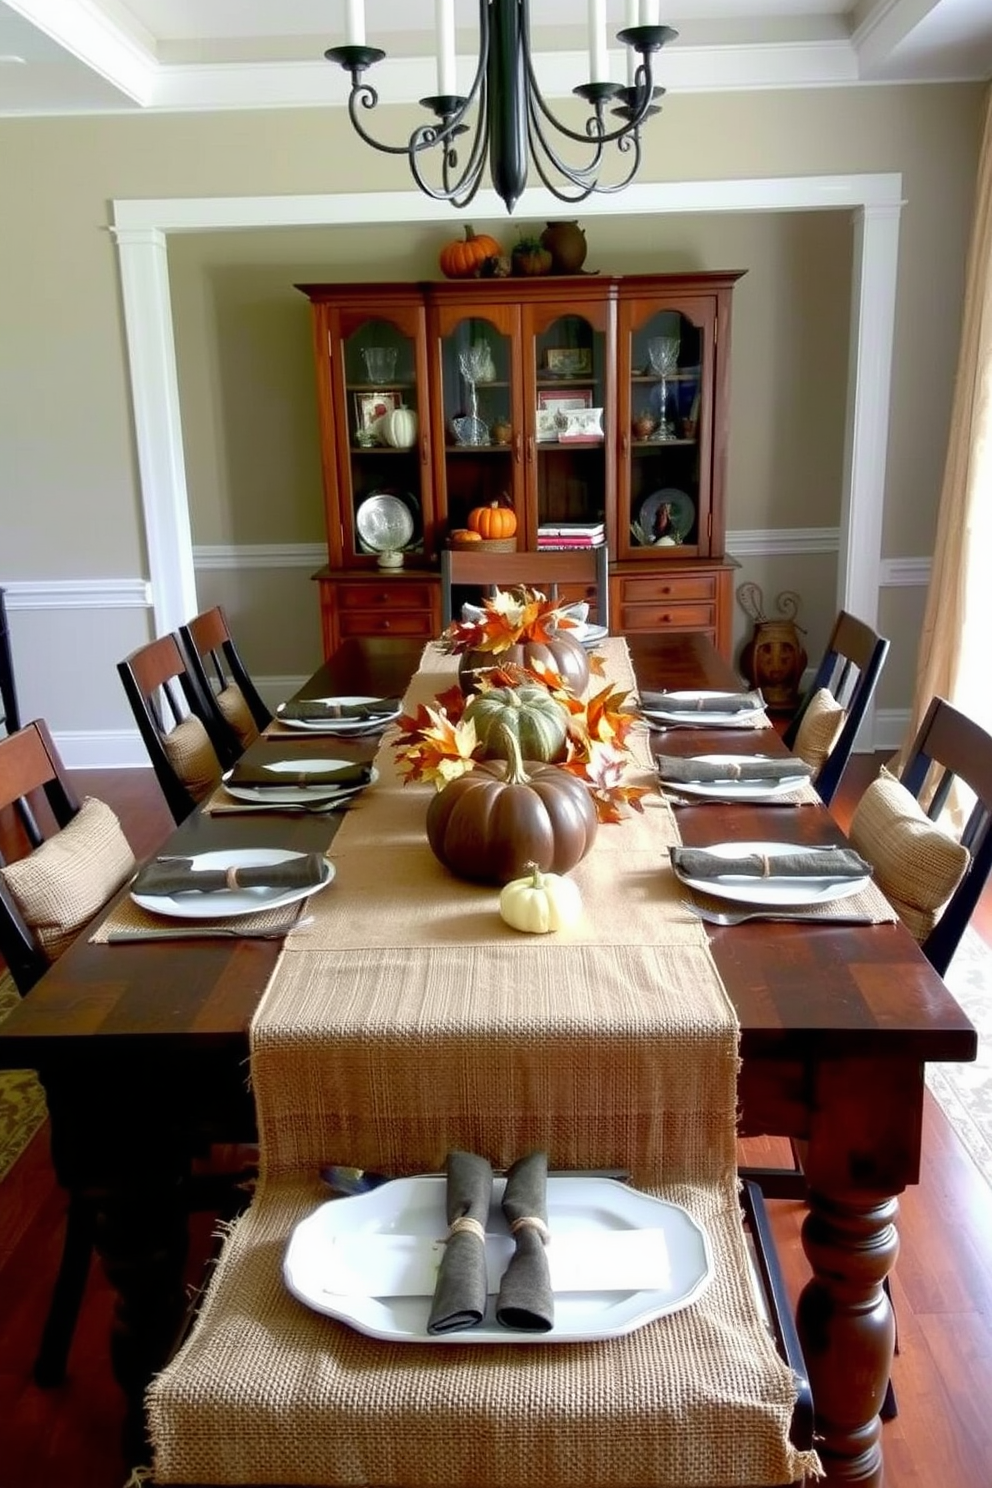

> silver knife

[{"left": 106, "top": 915, "right": 313, "bottom": 943}]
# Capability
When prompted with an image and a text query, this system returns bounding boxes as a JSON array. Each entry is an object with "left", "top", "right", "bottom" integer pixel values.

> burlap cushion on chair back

[
  {"left": 162, "top": 715, "right": 222, "bottom": 800},
  {"left": 0, "top": 796, "right": 136, "bottom": 961},
  {"left": 849, "top": 767, "right": 971, "bottom": 941},
  {"left": 215, "top": 683, "right": 260, "bottom": 749},
  {"left": 792, "top": 687, "right": 846, "bottom": 774}
]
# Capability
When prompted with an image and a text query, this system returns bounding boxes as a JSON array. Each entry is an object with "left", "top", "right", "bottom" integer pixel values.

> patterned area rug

[
  {"left": 929, "top": 926, "right": 992, "bottom": 1187},
  {"left": 0, "top": 971, "right": 48, "bottom": 1181}
]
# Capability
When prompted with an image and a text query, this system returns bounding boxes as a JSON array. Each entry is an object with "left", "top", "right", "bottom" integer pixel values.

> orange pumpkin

[
  {"left": 449, "top": 528, "right": 482, "bottom": 546},
  {"left": 439, "top": 225, "right": 503, "bottom": 280},
  {"left": 468, "top": 501, "right": 517, "bottom": 540}
]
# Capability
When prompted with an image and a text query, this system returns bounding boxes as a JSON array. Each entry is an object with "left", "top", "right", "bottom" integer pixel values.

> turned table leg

[{"left": 798, "top": 1189, "right": 900, "bottom": 1486}]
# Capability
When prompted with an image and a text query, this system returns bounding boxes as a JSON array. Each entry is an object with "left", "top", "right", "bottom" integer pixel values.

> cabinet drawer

[
  {"left": 621, "top": 602, "right": 715, "bottom": 632},
  {"left": 620, "top": 574, "right": 717, "bottom": 604},
  {"left": 338, "top": 583, "right": 434, "bottom": 611},
  {"left": 338, "top": 610, "right": 435, "bottom": 639}
]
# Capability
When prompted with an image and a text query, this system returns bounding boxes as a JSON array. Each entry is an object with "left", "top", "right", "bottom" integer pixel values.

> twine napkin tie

[
  {"left": 132, "top": 853, "right": 327, "bottom": 897},
  {"left": 427, "top": 1151, "right": 493, "bottom": 1334},
  {"left": 495, "top": 1151, "right": 554, "bottom": 1333},
  {"left": 671, "top": 845, "right": 871, "bottom": 881}
]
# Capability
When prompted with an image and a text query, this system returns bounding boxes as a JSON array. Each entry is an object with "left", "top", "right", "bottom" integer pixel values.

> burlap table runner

[{"left": 147, "top": 639, "right": 821, "bottom": 1487}]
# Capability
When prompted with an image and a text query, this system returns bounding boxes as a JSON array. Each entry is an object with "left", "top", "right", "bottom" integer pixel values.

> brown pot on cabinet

[{"left": 540, "top": 221, "right": 588, "bottom": 274}]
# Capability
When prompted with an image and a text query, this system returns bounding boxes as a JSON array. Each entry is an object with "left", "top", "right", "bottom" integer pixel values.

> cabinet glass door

[
  {"left": 620, "top": 302, "right": 711, "bottom": 560},
  {"left": 436, "top": 311, "right": 519, "bottom": 537},
  {"left": 528, "top": 311, "right": 609, "bottom": 549},
  {"left": 339, "top": 314, "right": 426, "bottom": 565}
]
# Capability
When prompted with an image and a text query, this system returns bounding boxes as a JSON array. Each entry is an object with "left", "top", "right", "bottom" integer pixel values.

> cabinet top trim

[{"left": 295, "top": 271, "right": 746, "bottom": 303}]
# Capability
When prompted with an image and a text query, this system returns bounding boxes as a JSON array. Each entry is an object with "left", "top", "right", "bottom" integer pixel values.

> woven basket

[{"left": 448, "top": 536, "right": 517, "bottom": 552}]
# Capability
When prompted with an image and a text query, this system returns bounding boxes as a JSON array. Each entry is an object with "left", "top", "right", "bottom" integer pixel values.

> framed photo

[
  {"left": 354, "top": 390, "right": 400, "bottom": 437},
  {"left": 545, "top": 346, "right": 593, "bottom": 377},
  {"left": 537, "top": 390, "right": 592, "bottom": 413}
]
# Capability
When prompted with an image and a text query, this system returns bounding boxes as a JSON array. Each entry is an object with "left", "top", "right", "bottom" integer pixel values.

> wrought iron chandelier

[{"left": 324, "top": 1, "right": 677, "bottom": 214}]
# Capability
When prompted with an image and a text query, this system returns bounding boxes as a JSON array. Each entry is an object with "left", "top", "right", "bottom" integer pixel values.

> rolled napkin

[
  {"left": 132, "top": 853, "right": 328, "bottom": 897},
  {"left": 278, "top": 697, "right": 400, "bottom": 722},
  {"left": 427, "top": 1150, "right": 493, "bottom": 1335},
  {"left": 670, "top": 845, "right": 872, "bottom": 881},
  {"left": 656, "top": 754, "right": 812, "bottom": 785},
  {"left": 495, "top": 1150, "right": 554, "bottom": 1333},
  {"left": 640, "top": 689, "right": 764, "bottom": 714},
  {"left": 225, "top": 760, "right": 373, "bottom": 790}
]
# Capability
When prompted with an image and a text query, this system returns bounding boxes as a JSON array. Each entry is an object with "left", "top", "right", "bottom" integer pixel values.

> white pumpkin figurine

[
  {"left": 499, "top": 863, "right": 583, "bottom": 935},
  {"left": 376, "top": 407, "right": 418, "bottom": 449}
]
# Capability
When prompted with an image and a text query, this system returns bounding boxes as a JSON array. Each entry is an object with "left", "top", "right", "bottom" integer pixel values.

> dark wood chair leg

[{"left": 33, "top": 1193, "right": 94, "bottom": 1386}]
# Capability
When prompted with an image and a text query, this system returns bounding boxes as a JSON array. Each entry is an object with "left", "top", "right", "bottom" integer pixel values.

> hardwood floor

[{"left": 1, "top": 758, "right": 991, "bottom": 1487}]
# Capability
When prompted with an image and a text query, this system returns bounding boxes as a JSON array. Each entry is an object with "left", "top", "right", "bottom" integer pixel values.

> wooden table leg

[{"left": 797, "top": 1188, "right": 900, "bottom": 1485}]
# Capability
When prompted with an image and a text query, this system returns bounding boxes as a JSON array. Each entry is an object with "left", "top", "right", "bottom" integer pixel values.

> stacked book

[{"left": 537, "top": 522, "right": 605, "bottom": 550}]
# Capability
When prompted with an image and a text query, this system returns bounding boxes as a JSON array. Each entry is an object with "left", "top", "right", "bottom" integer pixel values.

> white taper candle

[
  {"left": 588, "top": 0, "right": 608, "bottom": 83},
  {"left": 436, "top": 0, "right": 457, "bottom": 96},
  {"left": 625, "top": 0, "right": 639, "bottom": 87},
  {"left": 639, "top": 1, "right": 661, "bottom": 25},
  {"left": 346, "top": 0, "right": 366, "bottom": 47}
]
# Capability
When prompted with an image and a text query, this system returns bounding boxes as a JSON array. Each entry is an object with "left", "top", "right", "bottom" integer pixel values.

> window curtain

[{"left": 905, "top": 84, "right": 992, "bottom": 758}]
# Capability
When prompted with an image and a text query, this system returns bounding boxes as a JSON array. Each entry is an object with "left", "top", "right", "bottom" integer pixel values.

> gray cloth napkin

[
  {"left": 226, "top": 760, "right": 373, "bottom": 789},
  {"left": 495, "top": 1151, "right": 554, "bottom": 1333},
  {"left": 656, "top": 754, "right": 812, "bottom": 785},
  {"left": 670, "top": 845, "right": 871, "bottom": 881},
  {"left": 640, "top": 689, "right": 764, "bottom": 714},
  {"left": 278, "top": 697, "right": 400, "bottom": 722},
  {"left": 132, "top": 853, "right": 328, "bottom": 897},
  {"left": 426, "top": 1150, "right": 494, "bottom": 1335}
]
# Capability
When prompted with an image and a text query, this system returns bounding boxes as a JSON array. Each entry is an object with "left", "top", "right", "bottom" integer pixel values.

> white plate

[
  {"left": 276, "top": 697, "right": 402, "bottom": 734},
  {"left": 673, "top": 839, "right": 870, "bottom": 907},
  {"left": 641, "top": 689, "right": 765, "bottom": 727},
  {"left": 283, "top": 1175, "right": 712, "bottom": 1344},
  {"left": 131, "top": 847, "right": 335, "bottom": 921},
  {"left": 222, "top": 761, "right": 379, "bottom": 804},
  {"left": 355, "top": 493, "right": 414, "bottom": 553},
  {"left": 659, "top": 755, "right": 807, "bottom": 802}
]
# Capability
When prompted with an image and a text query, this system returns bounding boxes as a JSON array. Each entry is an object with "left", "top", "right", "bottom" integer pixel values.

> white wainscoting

[{"left": 1, "top": 534, "right": 929, "bottom": 766}]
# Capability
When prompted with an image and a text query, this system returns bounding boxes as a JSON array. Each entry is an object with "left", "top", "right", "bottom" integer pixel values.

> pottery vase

[
  {"left": 540, "top": 220, "right": 588, "bottom": 275},
  {"left": 739, "top": 620, "right": 807, "bottom": 713}
]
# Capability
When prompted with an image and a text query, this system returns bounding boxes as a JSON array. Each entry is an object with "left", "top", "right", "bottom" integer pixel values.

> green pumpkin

[{"left": 464, "top": 684, "right": 569, "bottom": 764}]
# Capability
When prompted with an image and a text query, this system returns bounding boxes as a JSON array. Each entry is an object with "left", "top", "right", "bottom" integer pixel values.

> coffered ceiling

[{"left": 0, "top": 1, "right": 990, "bottom": 117}]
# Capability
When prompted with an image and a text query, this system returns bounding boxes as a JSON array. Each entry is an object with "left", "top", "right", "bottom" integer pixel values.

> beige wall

[{"left": 0, "top": 82, "right": 985, "bottom": 753}]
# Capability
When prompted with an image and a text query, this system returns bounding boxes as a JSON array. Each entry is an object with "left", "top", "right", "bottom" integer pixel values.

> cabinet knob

[
  {"left": 661, "top": 585, "right": 671, "bottom": 595},
  {"left": 377, "top": 592, "right": 390, "bottom": 603},
  {"left": 380, "top": 619, "right": 391, "bottom": 630}
]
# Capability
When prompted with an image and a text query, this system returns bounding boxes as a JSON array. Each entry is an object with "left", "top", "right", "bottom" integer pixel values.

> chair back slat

[
  {"left": 0, "top": 719, "right": 81, "bottom": 992},
  {"left": 783, "top": 610, "right": 890, "bottom": 806},
  {"left": 440, "top": 546, "right": 610, "bottom": 631},
  {"left": 897, "top": 694, "right": 992, "bottom": 975}
]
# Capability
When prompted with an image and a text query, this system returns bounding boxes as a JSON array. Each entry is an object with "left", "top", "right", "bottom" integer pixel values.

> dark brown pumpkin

[
  {"left": 426, "top": 732, "right": 597, "bottom": 884},
  {"left": 458, "top": 631, "right": 590, "bottom": 697}
]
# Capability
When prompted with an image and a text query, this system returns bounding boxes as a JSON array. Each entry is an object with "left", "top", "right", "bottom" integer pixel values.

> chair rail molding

[{"left": 110, "top": 174, "right": 904, "bottom": 648}]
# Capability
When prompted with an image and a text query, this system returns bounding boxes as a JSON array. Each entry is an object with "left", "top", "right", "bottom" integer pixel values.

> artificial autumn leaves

[{"left": 391, "top": 589, "right": 648, "bottom": 825}]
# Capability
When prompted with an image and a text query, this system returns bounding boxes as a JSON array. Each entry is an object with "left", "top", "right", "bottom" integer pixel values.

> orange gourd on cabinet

[
  {"left": 439, "top": 226, "right": 503, "bottom": 280},
  {"left": 467, "top": 501, "right": 517, "bottom": 539}
]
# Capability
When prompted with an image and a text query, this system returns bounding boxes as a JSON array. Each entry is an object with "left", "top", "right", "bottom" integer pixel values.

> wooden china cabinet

[{"left": 298, "top": 271, "right": 742, "bottom": 659}]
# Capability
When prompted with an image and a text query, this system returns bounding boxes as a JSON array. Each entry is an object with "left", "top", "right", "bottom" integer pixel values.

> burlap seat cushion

[
  {"left": 792, "top": 687, "right": 845, "bottom": 774},
  {"left": 849, "top": 767, "right": 971, "bottom": 941},
  {"left": 0, "top": 796, "right": 136, "bottom": 960},
  {"left": 162, "top": 714, "right": 223, "bottom": 800},
  {"left": 215, "top": 683, "right": 260, "bottom": 749}
]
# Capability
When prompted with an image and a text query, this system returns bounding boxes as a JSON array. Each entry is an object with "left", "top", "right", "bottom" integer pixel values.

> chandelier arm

[
  {"left": 526, "top": 100, "right": 603, "bottom": 194},
  {"left": 521, "top": 30, "right": 657, "bottom": 149}
]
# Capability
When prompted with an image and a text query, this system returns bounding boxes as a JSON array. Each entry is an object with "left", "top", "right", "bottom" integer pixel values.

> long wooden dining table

[{"left": 0, "top": 632, "right": 977, "bottom": 1487}]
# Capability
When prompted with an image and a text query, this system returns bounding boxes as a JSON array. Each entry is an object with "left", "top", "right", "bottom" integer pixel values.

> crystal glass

[
  {"left": 455, "top": 343, "right": 492, "bottom": 446},
  {"left": 646, "top": 335, "right": 680, "bottom": 439},
  {"left": 362, "top": 346, "right": 397, "bottom": 384}
]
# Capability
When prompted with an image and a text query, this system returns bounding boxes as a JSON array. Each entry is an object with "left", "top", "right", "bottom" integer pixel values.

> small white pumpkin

[
  {"left": 499, "top": 862, "right": 583, "bottom": 935},
  {"left": 376, "top": 407, "right": 418, "bottom": 449}
]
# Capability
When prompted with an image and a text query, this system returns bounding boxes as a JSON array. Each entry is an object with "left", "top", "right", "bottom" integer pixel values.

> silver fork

[
  {"left": 683, "top": 902, "right": 878, "bottom": 927},
  {"left": 106, "top": 916, "right": 314, "bottom": 943}
]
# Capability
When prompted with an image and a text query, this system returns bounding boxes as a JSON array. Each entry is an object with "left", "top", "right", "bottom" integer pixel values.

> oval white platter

[
  {"left": 222, "top": 761, "right": 379, "bottom": 804},
  {"left": 283, "top": 1174, "right": 713, "bottom": 1344},
  {"left": 640, "top": 689, "right": 765, "bottom": 727},
  {"left": 660, "top": 755, "right": 808, "bottom": 802},
  {"left": 276, "top": 697, "right": 402, "bottom": 734},
  {"left": 673, "top": 839, "right": 870, "bottom": 907},
  {"left": 131, "top": 847, "right": 334, "bottom": 921}
]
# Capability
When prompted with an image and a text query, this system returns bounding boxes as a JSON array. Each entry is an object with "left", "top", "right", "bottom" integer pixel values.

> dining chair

[
  {"left": 117, "top": 634, "right": 228, "bottom": 824},
  {"left": 851, "top": 695, "right": 992, "bottom": 976},
  {"left": 178, "top": 605, "right": 272, "bottom": 754},
  {"left": 0, "top": 586, "right": 21, "bottom": 738},
  {"left": 782, "top": 610, "right": 890, "bottom": 806},
  {"left": 0, "top": 718, "right": 139, "bottom": 1385},
  {"left": 440, "top": 545, "right": 610, "bottom": 631}
]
